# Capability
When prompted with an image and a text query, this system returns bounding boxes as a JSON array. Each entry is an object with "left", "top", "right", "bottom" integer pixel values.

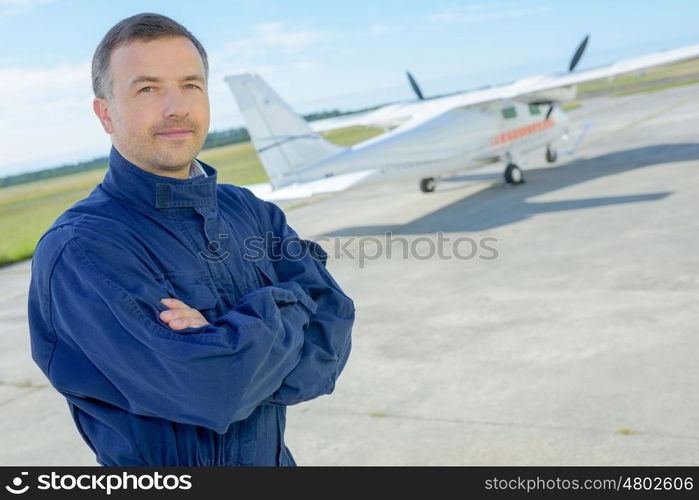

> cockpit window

[
  {"left": 501, "top": 107, "right": 517, "bottom": 119},
  {"left": 529, "top": 104, "right": 541, "bottom": 115}
]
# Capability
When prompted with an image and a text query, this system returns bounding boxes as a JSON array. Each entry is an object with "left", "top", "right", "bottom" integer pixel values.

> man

[{"left": 27, "top": 13, "right": 354, "bottom": 466}]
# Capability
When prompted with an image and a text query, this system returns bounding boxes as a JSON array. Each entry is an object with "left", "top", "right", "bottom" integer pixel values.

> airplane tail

[{"left": 224, "top": 73, "right": 345, "bottom": 189}]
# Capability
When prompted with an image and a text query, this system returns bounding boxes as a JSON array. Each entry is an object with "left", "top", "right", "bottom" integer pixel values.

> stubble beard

[
  {"left": 118, "top": 123, "right": 204, "bottom": 175},
  {"left": 147, "top": 118, "right": 203, "bottom": 173}
]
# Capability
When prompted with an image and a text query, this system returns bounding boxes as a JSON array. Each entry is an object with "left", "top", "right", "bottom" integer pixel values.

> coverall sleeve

[
  {"left": 260, "top": 199, "right": 355, "bottom": 405},
  {"left": 44, "top": 230, "right": 316, "bottom": 434}
]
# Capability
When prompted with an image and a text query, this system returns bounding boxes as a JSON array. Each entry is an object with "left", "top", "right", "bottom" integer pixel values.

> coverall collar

[{"left": 103, "top": 146, "right": 218, "bottom": 210}]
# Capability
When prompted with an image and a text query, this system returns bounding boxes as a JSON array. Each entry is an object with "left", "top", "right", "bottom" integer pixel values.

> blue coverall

[{"left": 27, "top": 146, "right": 355, "bottom": 466}]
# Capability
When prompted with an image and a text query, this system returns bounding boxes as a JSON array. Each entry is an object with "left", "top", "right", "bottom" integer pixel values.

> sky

[{"left": 1, "top": 0, "right": 698, "bottom": 176}]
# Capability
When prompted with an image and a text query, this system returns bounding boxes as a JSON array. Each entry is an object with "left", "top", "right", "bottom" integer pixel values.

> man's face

[{"left": 93, "top": 36, "right": 210, "bottom": 176}]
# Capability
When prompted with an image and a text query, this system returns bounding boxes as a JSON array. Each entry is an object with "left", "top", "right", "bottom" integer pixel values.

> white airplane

[{"left": 224, "top": 36, "right": 699, "bottom": 200}]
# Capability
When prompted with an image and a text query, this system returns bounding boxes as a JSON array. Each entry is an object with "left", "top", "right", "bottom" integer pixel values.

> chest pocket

[
  {"left": 157, "top": 271, "right": 218, "bottom": 311},
  {"left": 252, "top": 258, "right": 279, "bottom": 287}
]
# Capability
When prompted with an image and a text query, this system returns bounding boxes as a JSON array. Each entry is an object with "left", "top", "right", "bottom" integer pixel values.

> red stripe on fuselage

[{"left": 491, "top": 118, "right": 555, "bottom": 146}]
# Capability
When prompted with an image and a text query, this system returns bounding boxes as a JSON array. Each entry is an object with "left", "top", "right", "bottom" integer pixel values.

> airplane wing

[
  {"left": 459, "top": 41, "right": 699, "bottom": 106},
  {"left": 243, "top": 168, "right": 379, "bottom": 201},
  {"left": 308, "top": 112, "right": 378, "bottom": 133},
  {"left": 307, "top": 102, "right": 417, "bottom": 132},
  {"left": 325, "top": 41, "right": 699, "bottom": 133}
]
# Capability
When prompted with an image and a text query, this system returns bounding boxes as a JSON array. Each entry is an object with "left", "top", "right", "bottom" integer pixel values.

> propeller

[
  {"left": 569, "top": 34, "right": 590, "bottom": 72},
  {"left": 406, "top": 71, "right": 425, "bottom": 100},
  {"left": 545, "top": 105, "right": 555, "bottom": 120},
  {"left": 542, "top": 34, "right": 590, "bottom": 119},
  {"left": 529, "top": 100, "right": 556, "bottom": 120}
]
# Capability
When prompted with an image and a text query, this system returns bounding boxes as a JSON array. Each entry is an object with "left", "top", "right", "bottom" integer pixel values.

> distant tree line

[
  {"left": 201, "top": 127, "right": 250, "bottom": 149},
  {"left": 0, "top": 157, "right": 110, "bottom": 189},
  {"left": 0, "top": 107, "right": 383, "bottom": 189}
]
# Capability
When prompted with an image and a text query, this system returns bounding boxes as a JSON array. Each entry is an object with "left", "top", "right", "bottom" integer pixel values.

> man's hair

[{"left": 92, "top": 13, "right": 209, "bottom": 99}]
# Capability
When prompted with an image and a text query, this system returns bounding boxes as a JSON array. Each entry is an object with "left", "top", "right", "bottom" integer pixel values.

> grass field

[
  {"left": 2, "top": 55, "right": 699, "bottom": 267},
  {"left": 0, "top": 126, "right": 383, "bottom": 266},
  {"left": 577, "top": 56, "right": 699, "bottom": 94}
]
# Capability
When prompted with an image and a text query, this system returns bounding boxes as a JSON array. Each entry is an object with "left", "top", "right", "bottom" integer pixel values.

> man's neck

[{"left": 112, "top": 147, "right": 193, "bottom": 179}]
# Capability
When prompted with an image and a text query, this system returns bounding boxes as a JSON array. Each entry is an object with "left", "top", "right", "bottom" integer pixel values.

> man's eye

[
  {"left": 184, "top": 83, "right": 201, "bottom": 90},
  {"left": 139, "top": 86, "right": 156, "bottom": 93}
]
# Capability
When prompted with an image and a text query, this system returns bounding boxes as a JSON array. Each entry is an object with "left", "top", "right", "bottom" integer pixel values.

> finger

[
  {"left": 169, "top": 317, "right": 209, "bottom": 330},
  {"left": 160, "top": 298, "right": 191, "bottom": 310},
  {"left": 170, "top": 319, "right": 191, "bottom": 330},
  {"left": 160, "top": 308, "right": 198, "bottom": 321},
  {"left": 160, "top": 308, "right": 209, "bottom": 326}
]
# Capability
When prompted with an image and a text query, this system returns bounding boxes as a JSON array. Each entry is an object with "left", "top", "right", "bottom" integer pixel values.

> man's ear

[{"left": 93, "top": 97, "right": 114, "bottom": 134}]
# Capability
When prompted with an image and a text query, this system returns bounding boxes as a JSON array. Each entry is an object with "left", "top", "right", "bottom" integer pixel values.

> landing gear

[
  {"left": 420, "top": 177, "right": 436, "bottom": 193},
  {"left": 545, "top": 146, "right": 557, "bottom": 163},
  {"left": 504, "top": 164, "right": 524, "bottom": 184}
]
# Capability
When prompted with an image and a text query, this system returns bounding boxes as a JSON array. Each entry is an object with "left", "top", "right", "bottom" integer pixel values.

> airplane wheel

[
  {"left": 420, "top": 177, "right": 436, "bottom": 193},
  {"left": 504, "top": 164, "right": 524, "bottom": 184},
  {"left": 546, "top": 147, "right": 557, "bottom": 163}
]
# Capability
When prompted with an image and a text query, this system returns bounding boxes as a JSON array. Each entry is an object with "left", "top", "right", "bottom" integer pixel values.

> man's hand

[{"left": 159, "top": 298, "right": 210, "bottom": 330}]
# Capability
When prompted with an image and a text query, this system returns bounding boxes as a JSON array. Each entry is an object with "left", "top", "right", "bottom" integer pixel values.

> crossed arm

[
  {"left": 34, "top": 196, "right": 353, "bottom": 434},
  {"left": 159, "top": 193, "right": 355, "bottom": 406}
]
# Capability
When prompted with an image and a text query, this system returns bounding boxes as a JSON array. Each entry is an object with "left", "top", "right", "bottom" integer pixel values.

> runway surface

[{"left": 1, "top": 83, "right": 698, "bottom": 465}]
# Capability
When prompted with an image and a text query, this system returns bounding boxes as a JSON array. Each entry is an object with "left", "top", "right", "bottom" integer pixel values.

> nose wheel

[
  {"left": 420, "top": 177, "right": 437, "bottom": 193},
  {"left": 546, "top": 146, "right": 558, "bottom": 163},
  {"left": 504, "top": 163, "right": 524, "bottom": 184}
]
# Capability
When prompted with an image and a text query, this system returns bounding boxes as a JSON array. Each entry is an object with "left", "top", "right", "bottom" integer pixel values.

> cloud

[
  {"left": 369, "top": 24, "right": 391, "bottom": 35},
  {"left": 208, "top": 58, "right": 321, "bottom": 128},
  {"left": 208, "top": 22, "right": 326, "bottom": 127},
  {"left": 253, "top": 22, "right": 323, "bottom": 53},
  {"left": 0, "top": 61, "right": 89, "bottom": 98},
  {"left": 209, "top": 59, "right": 319, "bottom": 94},
  {"left": 427, "top": 3, "right": 550, "bottom": 23},
  {"left": 0, "top": 0, "right": 52, "bottom": 5},
  {"left": 0, "top": 0, "right": 54, "bottom": 17},
  {"left": 210, "top": 22, "right": 325, "bottom": 64},
  {"left": 0, "top": 61, "right": 107, "bottom": 174}
]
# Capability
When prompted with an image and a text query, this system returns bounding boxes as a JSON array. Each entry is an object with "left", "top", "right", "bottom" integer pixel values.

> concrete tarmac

[{"left": 1, "top": 84, "right": 698, "bottom": 465}]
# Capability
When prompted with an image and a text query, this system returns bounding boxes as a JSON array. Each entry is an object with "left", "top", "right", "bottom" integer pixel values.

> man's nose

[{"left": 162, "top": 87, "right": 190, "bottom": 118}]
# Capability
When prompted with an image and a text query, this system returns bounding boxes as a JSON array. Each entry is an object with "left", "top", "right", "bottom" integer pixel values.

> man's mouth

[{"left": 155, "top": 129, "right": 194, "bottom": 140}]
